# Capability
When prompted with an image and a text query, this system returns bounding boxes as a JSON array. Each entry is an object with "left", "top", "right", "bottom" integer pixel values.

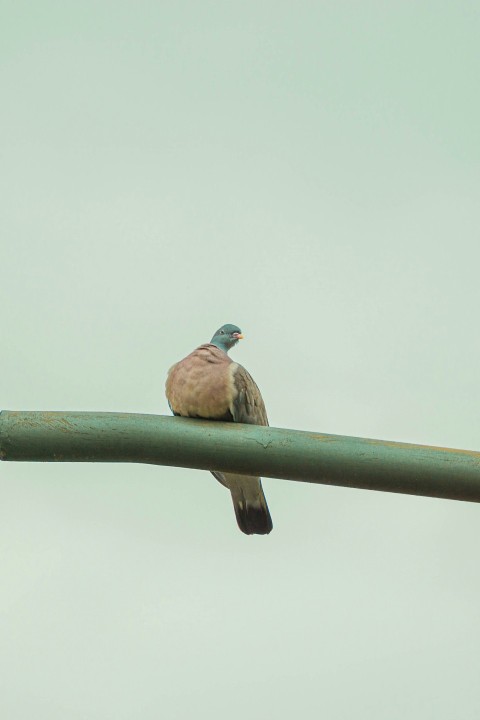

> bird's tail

[{"left": 212, "top": 472, "right": 273, "bottom": 535}]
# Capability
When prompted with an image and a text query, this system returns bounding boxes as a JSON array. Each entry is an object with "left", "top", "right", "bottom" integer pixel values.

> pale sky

[{"left": 2, "top": 2, "right": 480, "bottom": 718}]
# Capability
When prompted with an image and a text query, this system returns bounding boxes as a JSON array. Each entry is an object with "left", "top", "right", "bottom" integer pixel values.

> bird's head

[{"left": 210, "top": 323, "right": 244, "bottom": 353}]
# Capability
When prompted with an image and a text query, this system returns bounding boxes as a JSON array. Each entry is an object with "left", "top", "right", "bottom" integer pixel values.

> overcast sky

[{"left": 2, "top": 2, "right": 480, "bottom": 718}]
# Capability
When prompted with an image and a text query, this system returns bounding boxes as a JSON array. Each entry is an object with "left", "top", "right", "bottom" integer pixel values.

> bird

[{"left": 165, "top": 324, "right": 273, "bottom": 535}]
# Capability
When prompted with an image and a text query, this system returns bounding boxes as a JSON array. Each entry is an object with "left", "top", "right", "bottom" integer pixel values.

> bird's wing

[
  {"left": 230, "top": 364, "right": 269, "bottom": 426},
  {"left": 214, "top": 364, "right": 272, "bottom": 534}
]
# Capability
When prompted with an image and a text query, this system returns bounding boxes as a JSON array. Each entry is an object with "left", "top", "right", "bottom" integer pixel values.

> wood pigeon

[{"left": 165, "top": 324, "right": 273, "bottom": 535}]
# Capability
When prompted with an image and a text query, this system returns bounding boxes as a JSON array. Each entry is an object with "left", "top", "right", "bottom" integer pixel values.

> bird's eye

[{"left": 220, "top": 330, "right": 225, "bottom": 335}]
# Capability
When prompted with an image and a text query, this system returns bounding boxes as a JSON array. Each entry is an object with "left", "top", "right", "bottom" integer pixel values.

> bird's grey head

[{"left": 210, "top": 323, "right": 243, "bottom": 353}]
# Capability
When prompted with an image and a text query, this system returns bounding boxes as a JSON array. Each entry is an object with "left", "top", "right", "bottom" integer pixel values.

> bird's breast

[{"left": 166, "top": 346, "right": 239, "bottom": 420}]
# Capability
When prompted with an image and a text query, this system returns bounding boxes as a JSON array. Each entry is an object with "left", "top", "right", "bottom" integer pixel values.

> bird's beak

[{"left": 234, "top": 333, "right": 244, "bottom": 340}]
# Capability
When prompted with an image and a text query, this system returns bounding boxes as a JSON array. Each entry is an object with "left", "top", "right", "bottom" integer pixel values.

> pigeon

[{"left": 165, "top": 324, "right": 272, "bottom": 535}]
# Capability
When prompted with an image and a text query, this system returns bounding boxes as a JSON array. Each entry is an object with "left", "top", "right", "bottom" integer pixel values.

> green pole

[{"left": 1, "top": 410, "right": 480, "bottom": 503}]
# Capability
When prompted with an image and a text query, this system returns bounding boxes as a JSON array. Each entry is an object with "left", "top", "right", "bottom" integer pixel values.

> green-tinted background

[{"left": 2, "top": 2, "right": 479, "bottom": 718}]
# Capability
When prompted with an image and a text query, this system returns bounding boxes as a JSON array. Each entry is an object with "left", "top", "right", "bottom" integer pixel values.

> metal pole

[{"left": 1, "top": 410, "right": 480, "bottom": 503}]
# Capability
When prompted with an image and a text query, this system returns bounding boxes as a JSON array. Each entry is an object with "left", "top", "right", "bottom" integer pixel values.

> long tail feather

[{"left": 212, "top": 472, "right": 273, "bottom": 535}]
